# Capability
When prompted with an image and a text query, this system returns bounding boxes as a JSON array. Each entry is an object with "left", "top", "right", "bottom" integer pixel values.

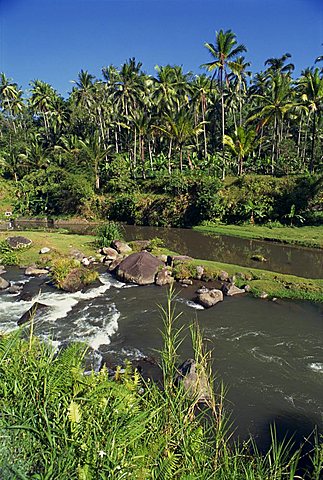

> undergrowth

[{"left": 0, "top": 288, "right": 321, "bottom": 478}]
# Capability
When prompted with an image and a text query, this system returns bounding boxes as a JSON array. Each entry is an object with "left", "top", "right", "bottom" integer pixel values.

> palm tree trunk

[
  {"left": 201, "top": 95, "right": 208, "bottom": 157},
  {"left": 148, "top": 140, "right": 153, "bottom": 171},
  {"left": 297, "top": 113, "right": 303, "bottom": 158},
  {"left": 168, "top": 138, "right": 172, "bottom": 174},
  {"left": 141, "top": 135, "right": 146, "bottom": 179},
  {"left": 310, "top": 111, "right": 316, "bottom": 173}
]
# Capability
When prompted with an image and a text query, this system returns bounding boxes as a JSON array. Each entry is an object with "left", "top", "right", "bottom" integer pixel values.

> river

[{"left": 0, "top": 226, "right": 322, "bottom": 450}]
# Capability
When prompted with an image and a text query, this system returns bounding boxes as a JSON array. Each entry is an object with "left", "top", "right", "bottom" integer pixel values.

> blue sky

[{"left": 0, "top": 0, "right": 322, "bottom": 96}]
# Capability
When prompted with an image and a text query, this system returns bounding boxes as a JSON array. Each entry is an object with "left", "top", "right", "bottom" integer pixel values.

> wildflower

[{"left": 98, "top": 450, "right": 106, "bottom": 458}]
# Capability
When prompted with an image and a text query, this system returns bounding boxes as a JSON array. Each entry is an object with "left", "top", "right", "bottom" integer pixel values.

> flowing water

[
  {"left": 0, "top": 267, "right": 322, "bottom": 449},
  {"left": 0, "top": 225, "right": 322, "bottom": 448}
]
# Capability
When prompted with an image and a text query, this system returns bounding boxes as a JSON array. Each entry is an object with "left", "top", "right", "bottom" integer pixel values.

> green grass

[
  {"left": 194, "top": 224, "right": 323, "bottom": 249},
  {"left": 189, "top": 257, "right": 323, "bottom": 302},
  {"left": 0, "top": 230, "right": 96, "bottom": 266},
  {"left": 0, "top": 290, "right": 321, "bottom": 478}
]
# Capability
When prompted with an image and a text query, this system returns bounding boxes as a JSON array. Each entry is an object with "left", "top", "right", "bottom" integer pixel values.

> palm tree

[
  {"left": 71, "top": 70, "right": 95, "bottom": 114},
  {"left": 202, "top": 29, "right": 247, "bottom": 178},
  {"left": 29, "top": 80, "right": 59, "bottom": 137},
  {"left": 298, "top": 67, "right": 323, "bottom": 172},
  {"left": 228, "top": 56, "right": 252, "bottom": 126},
  {"left": 155, "top": 109, "right": 205, "bottom": 172},
  {"left": 191, "top": 74, "right": 212, "bottom": 157},
  {"left": 78, "top": 132, "right": 110, "bottom": 190},
  {"left": 223, "top": 126, "right": 258, "bottom": 175},
  {"left": 0, "top": 73, "right": 23, "bottom": 132},
  {"left": 248, "top": 73, "right": 295, "bottom": 172},
  {"left": 264, "top": 53, "right": 295, "bottom": 75}
]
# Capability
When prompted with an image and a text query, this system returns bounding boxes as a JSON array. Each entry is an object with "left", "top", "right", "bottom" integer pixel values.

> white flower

[{"left": 98, "top": 450, "right": 106, "bottom": 458}]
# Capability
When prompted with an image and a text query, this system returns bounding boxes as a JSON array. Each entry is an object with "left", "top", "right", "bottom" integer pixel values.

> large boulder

[
  {"left": 17, "top": 302, "right": 51, "bottom": 326},
  {"left": 0, "top": 276, "right": 9, "bottom": 289},
  {"left": 221, "top": 283, "right": 245, "bottom": 296},
  {"left": 116, "top": 251, "right": 163, "bottom": 285},
  {"left": 175, "top": 359, "right": 212, "bottom": 403},
  {"left": 196, "top": 288, "right": 223, "bottom": 308},
  {"left": 6, "top": 236, "right": 32, "bottom": 250}
]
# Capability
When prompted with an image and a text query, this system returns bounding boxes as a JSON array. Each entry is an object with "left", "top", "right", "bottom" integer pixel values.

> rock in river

[
  {"left": 221, "top": 283, "right": 245, "bottom": 296},
  {"left": 196, "top": 288, "right": 223, "bottom": 308},
  {"left": 18, "top": 302, "right": 51, "bottom": 326},
  {"left": 116, "top": 251, "right": 163, "bottom": 285},
  {"left": 0, "top": 276, "right": 9, "bottom": 289},
  {"left": 175, "top": 358, "right": 212, "bottom": 403}
]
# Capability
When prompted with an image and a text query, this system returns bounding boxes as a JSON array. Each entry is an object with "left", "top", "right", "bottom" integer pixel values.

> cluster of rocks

[{"left": 96, "top": 240, "right": 258, "bottom": 308}]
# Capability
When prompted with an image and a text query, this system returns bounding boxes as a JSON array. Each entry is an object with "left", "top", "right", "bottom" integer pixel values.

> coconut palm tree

[
  {"left": 248, "top": 72, "right": 295, "bottom": 173},
  {"left": 224, "top": 125, "right": 258, "bottom": 175},
  {"left": 264, "top": 53, "right": 295, "bottom": 75},
  {"left": 78, "top": 132, "right": 110, "bottom": 190},
  {"left": 202, "top": 29, "right": 247, "bottom": 178},
  {"left": 29, "top": 80, "right": 59, "bottom": 138},
  {"left": 155, "top": 108, "right": 205, "bottom": 172},
  {"left": 297, "top": 67, "right": 323, "bottom": 172},
  {"left": 0, "top": 73, "right": 23, "bottom": 132}
]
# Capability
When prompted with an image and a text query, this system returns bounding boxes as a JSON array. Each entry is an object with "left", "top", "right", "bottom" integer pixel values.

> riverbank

[
  {"left": 194, "top": 224, "right": 323, "bottom": 249},
  {"left": 1, "top": 230, "right": 322, "bottom": 303}
]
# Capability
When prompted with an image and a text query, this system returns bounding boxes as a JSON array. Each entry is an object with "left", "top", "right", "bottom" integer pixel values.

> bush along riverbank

[
  {"left": 0, "top": 289, "right": 322, "bottom": 479},
  {"left": 0, "top": 230, "right": 322, "bottom": 303}
]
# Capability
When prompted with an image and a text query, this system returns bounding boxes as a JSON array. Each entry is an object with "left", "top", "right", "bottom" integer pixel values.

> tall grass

[{"left": 0, "top": 292, "right": 321, "bottom": 478}]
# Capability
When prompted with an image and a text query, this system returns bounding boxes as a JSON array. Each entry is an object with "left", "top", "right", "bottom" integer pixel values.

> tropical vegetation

[{"left": 0, "top": 29, "right": 321, "bottom": 226}]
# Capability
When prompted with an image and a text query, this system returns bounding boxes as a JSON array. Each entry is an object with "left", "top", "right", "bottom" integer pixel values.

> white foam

[
  {"left": 309, "top": 363, "right": 323, "bottom": 373},
  {"left": 176, "top": 298, "right": 204, "bottom": 310}
]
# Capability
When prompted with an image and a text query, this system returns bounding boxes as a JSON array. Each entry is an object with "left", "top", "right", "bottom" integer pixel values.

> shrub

[
  {"left": 0, "top": 240, "right": 19, "bottom": 265},
  {"left": 96, "top": 221, "right": 124, "bottom": 247},
  {"left": 50, "top": 257, "right": 80, "bottom": 288}
]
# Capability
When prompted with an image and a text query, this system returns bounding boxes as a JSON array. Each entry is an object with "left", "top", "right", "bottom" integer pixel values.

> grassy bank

[
  {"left": 0, "top": 292, "right": 321, "bottom": 479},
  {"left": 0, "top": 230, "right": 96, "bottom": 266},
  {"left": 194, "top": 224, "right": 323, "bottom": 249},
  {"left": 188, "top": 257, "right": 323, "bottom": 302}
]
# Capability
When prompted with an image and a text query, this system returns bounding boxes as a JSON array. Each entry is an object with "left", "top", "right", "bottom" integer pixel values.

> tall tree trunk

[
  {"left": 168, "top": 138, "right": 172, "bottom": 174},
  {"left": 310, "top": 110, "right": 316, "bottom": 173},
  {"left": 179, "top": 146, "right": 183, "bottom": 171},
  {"left": 148, "top": 140, "right": 153, "bottom": 171},
  {"left": 141, "top": 135, "right": 146, "bottom": 179},
  {"left": 201, "top": 95, "right": 208, "bottom": 157}
]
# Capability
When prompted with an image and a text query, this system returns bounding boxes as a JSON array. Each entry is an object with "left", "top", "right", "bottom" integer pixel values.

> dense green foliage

[
  {"left": 96, "top": 221, "right": 124, "bottom": 247},
  {"left": 0, "top": 292, "right": 321, "bottom": 478},
  {"left": 0, "top": 30, "right": 322, "bottom": 224}
]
